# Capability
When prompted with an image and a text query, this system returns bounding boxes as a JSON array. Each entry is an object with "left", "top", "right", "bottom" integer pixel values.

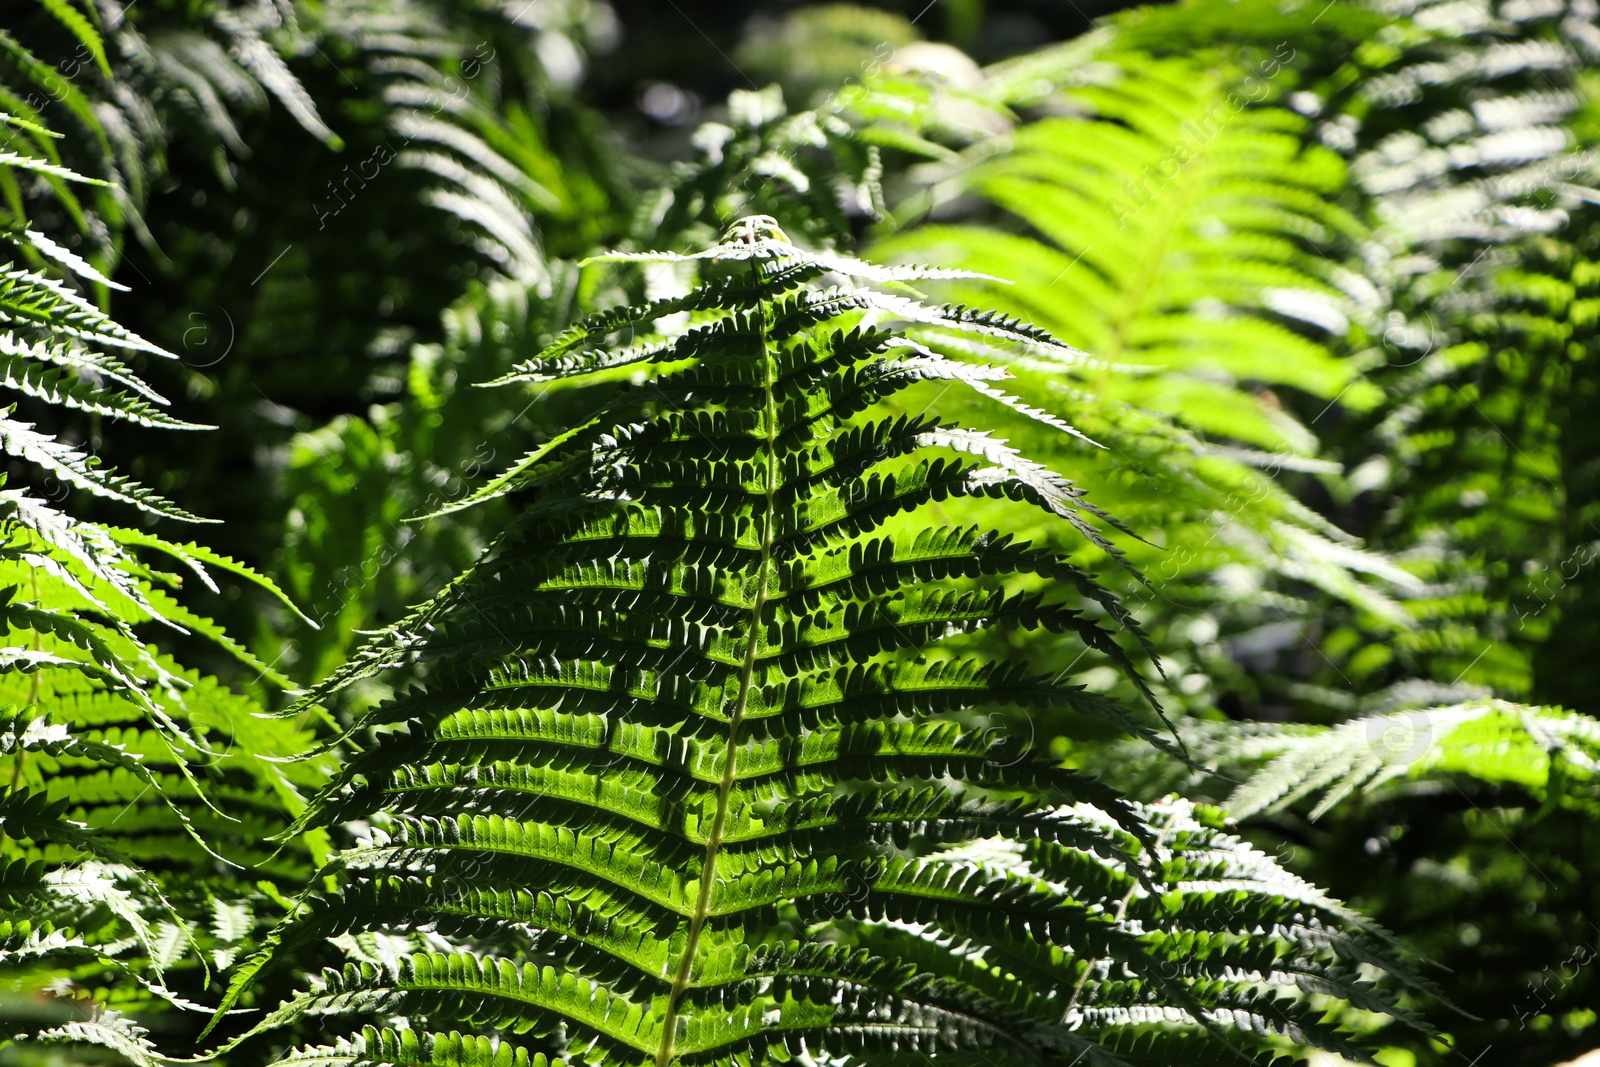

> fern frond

[
  {"left": 106, "top": 528, "right": 321, "bottom": 628},
  {"left": 0, "top": 95, "right": 325, "bottom": 1057},
  {"left": 1227, "top": 699, "right": 1600, "bottom": 820},
  {"left": 0, "top": 343, "right": 203, "bottom": 430},
  {"left": 32, "top": 1012, "right": 173, "bottom": 1067},
  {"left": 217, "top": 223, "right": 1421, "bottom": 1066},
  {"left": 860, "top": 43, "right": 1429, "bottom": 727}
]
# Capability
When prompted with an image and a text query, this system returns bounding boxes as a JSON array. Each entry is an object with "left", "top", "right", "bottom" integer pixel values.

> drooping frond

[
  {"left": 0, "top": 491, "right": 337, "bottom": 1053},
  {"left": 0, "top": 90, "right": 330, "bottom": 1062},
  {"left": 0, "top": 165, "right": 211, "bottom": 520},
  {"left": 214, "top": 220, "right": 1424, "bottom": 1067},
  {"left": 325, "top": 0, "right": 619, "bottom": 286},
  {"left": 3, "top": 0, "right": 343, "bottom": 271},
  {"left": 0, "top": 524, "right": 336, "bottom": 1057},
  {"left": 1225, "top": 700, "right": 1600, "bottom": 820}
]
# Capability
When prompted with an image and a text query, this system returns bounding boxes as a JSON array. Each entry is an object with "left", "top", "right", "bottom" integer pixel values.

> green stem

[
  {"left": 655, "top": 263, "right": 779, "bottom": 1067},
  {"left": 1060, "top": 807, "right": 1176, "bottom": 1022}
]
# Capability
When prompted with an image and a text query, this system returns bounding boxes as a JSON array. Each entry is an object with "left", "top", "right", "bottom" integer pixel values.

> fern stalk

[{"left": 656, "top": 257, "right": 783, "bottom": 1067}]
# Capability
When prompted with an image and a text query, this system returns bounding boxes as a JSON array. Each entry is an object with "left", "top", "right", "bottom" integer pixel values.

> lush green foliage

[
  {"left": 197, "top": 218, "right": 1444, "bottom": 1067},
  {"left": 0, "top": 12, "right": 336, "bottom": 1058},
  {"left": 3, "top": 0, "right": 1598, "bottom": 1065}
]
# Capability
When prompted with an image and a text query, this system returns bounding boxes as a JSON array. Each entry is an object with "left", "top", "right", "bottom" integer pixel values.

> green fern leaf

[
  {"left": 216, "top": 221, "right": 1423, "bottom": 1067},
  {"left": 1227, "top": 699, "right": 1600, "bottom": 820}
]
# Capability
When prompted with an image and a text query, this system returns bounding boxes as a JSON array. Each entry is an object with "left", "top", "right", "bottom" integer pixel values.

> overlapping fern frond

[
  {"left": 210, "top": 219, "right": 1427, "bottom": 1067},
  {"left": 1307, "top": 0, "right": 1600, "bottom": 700},
  {"left": 325, "top": 0, "right": 620, "bottom": 282},
  {"left": 1184, "top": 0, "right": 1600, "bottom": 702},
  {"left": 885, "top": 51, "right": 1373, "bottom": 457},
  {"left": 3, "top": 0, "right": 344, "bottom": 259},
  {"left": 1114, "top": 698, "right": 1600, "bottom": 819},
  {"left": 9, "top": 0, "right": 609, "bottom": 276},
  {"left": 1348, "top": 220, "right": 1600, "bottom": 700},
  {"left": 1059, "top": 6, "right": 1600, "bottom": 1051},
  {"left": 1, "top": 53, "right": 330, "bottom": 1061},
  {"left": 850, "top": 0, "right": 1600, "bottom": 721},
  {"left": 1224, "top": 699, "right": 1600, "bottom": 820},
  {"left": 863, "top": 45, "right": 1426, "bottom": 728}
]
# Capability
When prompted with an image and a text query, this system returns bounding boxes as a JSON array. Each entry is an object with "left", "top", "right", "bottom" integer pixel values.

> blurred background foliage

[{"left": 2, "top": 0, "right": 1598, "bottom": 1064}]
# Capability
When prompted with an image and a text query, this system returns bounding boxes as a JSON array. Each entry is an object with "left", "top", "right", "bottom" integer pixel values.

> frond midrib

[{"left": 654, "top": 258, "right": 781, "bottom": 1067}]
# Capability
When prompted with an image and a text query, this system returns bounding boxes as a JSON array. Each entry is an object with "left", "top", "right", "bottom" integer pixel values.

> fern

[
  {"left": 851, "top": 0, "right": 1600, "bottom": 724},
  {"left": 1293, "top": 0, "right": 1600, "bottom": 702},
  {"left": 1108, "top": 696, "right": 1600, "bottom": 817},
  {"left": 208, "top": 220, "right": 1428, "bottom": 1067},
  {"left": 1224, "top": 699, "right": 1600, "bottom": 820},
  {"left": 855, "top": 42, "right": 1429, "bottom": 737},
  {"left": 2, "top": 0, "right": 345, "bottom": 273},
  {"left": 644, "top": 83, "right": 891, "bottom": 252},
  {"left": 328, "top": 0, "right": 621, "bottom": 277},
  {"left": 0, "top": 48, "right": 331, "bottom": 1063},
  {"left": 884, "top": 52, "right": 1372, "bottom": 454}
]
